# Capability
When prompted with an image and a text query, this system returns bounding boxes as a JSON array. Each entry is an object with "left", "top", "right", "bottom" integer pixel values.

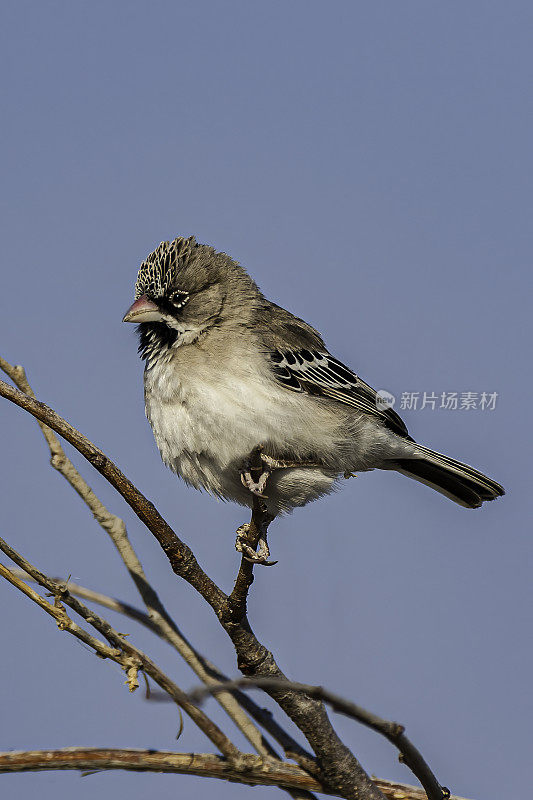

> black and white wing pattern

[{"left": 269, "top": 348, "right": 411, "bottom": 439}]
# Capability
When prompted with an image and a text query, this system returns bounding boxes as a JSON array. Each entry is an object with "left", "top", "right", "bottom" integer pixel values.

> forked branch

[
  {"left": 189, "top": 678, "right": 450, "bottom": 800},
  {"left": 2, "top": 361, "right": 306, "bottom": 772},
  {"left": 0, "top": 364, "right": 452, "bottom": 800},
  {"left": 0, "top": 374, "right": 386, "bottom": 799}
]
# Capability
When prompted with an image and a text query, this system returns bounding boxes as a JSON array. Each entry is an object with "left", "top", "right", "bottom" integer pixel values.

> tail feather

[{"left": 391, "top": 445, "right": 505, "bottom": 509}]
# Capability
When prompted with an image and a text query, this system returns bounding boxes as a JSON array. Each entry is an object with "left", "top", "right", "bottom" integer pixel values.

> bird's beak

[{"left": 122, "top": 295, "right": 164, "bottom": 323}]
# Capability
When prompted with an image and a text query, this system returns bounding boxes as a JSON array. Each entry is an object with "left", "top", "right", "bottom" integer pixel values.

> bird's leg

[
  {"left": 240, "top": 445, "right": 272, "bottom": 497},
  {"left": 238, "top": 445, "right": 322, "bottom": 565},
  {"left": 235, "top": 501, "right": 277, "bottom": 566},
  {"left": 240, "top": 467, "right": 270, "bottom": 497},
  {"left": 240, "top": 447, "right": 321, "bottom": 497}
]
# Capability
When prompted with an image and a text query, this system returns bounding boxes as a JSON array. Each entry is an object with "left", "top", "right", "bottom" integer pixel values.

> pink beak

[{"left": 122, "top": 295, "right": 164, "bottom": 323}]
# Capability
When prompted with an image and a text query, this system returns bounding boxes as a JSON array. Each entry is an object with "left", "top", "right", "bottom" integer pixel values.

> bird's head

[{"left": 123, "top": 235, "right": 261, "bottom": 359}]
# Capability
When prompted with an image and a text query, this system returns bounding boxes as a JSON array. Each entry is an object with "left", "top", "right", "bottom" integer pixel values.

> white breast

[{"left": 143, "top": 343, "right": 342, "bottom": 507}]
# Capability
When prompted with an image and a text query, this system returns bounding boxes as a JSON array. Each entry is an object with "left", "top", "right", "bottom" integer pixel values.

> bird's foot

[
  {"left": 240, "top": 448, "right": 317, "bottom": 498},
  {"left": 240, "top": 468, "right": 270, "bottom": 497},
  {"left": 240, "top": 446, "right": 274, "bottom": 497},
  {"left": 235, "top": 523, "right": 278, "bottom": 567}
]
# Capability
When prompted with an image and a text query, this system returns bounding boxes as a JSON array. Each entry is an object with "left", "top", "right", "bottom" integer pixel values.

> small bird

[{"left": 123, "top": 235, "right": 504, "bottom": 559}]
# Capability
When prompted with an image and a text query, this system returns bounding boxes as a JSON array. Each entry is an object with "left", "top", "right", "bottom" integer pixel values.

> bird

[{"left": 123, "top": 235, "right": 504, "bottom": 561}]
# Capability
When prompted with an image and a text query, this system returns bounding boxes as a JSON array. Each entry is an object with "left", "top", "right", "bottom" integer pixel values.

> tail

[{"left": 391, "top": 444, "right": 505, "bottom": 509}]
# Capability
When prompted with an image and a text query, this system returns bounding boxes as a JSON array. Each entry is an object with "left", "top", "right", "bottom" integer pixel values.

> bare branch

[
  {"left": 0, "top": 375, "right": 226, "bottom": 605},
  {"left": 8, "top": 566, "right": 319, "bottom": 796},
  {"left": 0, "top": 373, "right": 399, "bottom": 799},
  {"left": 225, "top": 501, "right": 269, "bottom": 622},
  {"left": 0, "top": 359, "right": 283, "bottom": 766},
  {"left": 0, "top": 749, "right": 470, "bottom": 800},
  {"left": 8, "top": 568, "right": 166, "bottom": 629},
  {"left": 189, "top": 678, "right": 449, "bottom": 800},
  {"left": 224, "top": 447, "right": 273, "bottom": 623},
  {"left": 0, "top": 537, "right": 240, "bottom": 762},
  {"left": 0, "top": 748, "right": 318, "bottom": 791},
  {"left": 0, "top": 563, "right": 124, "bottom": 661}
]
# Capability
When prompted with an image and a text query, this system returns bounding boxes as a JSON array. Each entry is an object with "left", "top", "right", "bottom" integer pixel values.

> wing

[{"left": 269, "top": 348, "right": 411, "bottom": 439}]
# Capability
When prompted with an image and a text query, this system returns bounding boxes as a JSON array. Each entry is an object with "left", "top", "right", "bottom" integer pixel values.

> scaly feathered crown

[{"left": 134, "top": 236, "right": 197, "bottom": 299}]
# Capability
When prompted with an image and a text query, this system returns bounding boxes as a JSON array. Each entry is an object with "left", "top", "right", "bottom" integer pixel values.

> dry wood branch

[
  {"left": 0, "top": 372, "right": 413, "bottom": 799},
  {"left": 0, "top": 748, "right": 319, "bottom": 791},
  {"left": 189, "top": 678, "right": 449, "bottom": 800},
  {"left": 0, "top": 538, "right": 239, "bottom": 762},
  {"left": 0, "top": 374, "right": 225, "bottom": 607},
  {"left": 0, "top": 749, "right": 470, "bottom": 800},
  {"left": 225, "top": 506, "right": 261, "bottom": 622},
  {"left": 0, "top": 359, "right": 280, "bottom": 766},
  {"left": 0, "top": 563, "right": 124, "bottom": 661},
  {"left": 1, "top": 352, "right": 318, "bottom": 793},
  {"left": 8, "top": 569, "right": 167, "bottom": 630},
  {"left": 225, "top": 447, "right": 271, "bottom": 622},
  {"left": 8, "top": 567, "right": 318, "bottom": 789}
]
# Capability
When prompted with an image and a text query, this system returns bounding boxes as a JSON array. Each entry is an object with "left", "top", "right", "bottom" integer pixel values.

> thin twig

[
  {"left": 0, "top": 372, "right": 405, "bottom": 800},
  {"left": 8, "top": 569, "right": 165, "bottom": 629},
  {"left": 8, "top": 566, "right": 319, "bottom": 784},
  {"left": 224, "top": 447, "right": 270, "bottom": 623},
  {"left": 0, "top": 375, "right": 226, "bottom": 609},
  {"left": 0, "top": 359, "right": 285, "bottom": 771},
  {"left": 0, "top": 563, "right": 124, "bottom": 661},
  {"left": 0, "top": 538, "right": 240, "bottom": 763},
  {"left": 189, "top": 678, "right": 449, "bottom": 800},
  {"left": 224, "top": 500, "right": 261, "bottom": 622}
]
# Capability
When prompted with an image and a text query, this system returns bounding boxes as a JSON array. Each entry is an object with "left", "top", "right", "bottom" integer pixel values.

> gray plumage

[{"left": 123, "top": 235, "right": 504, "bottom": 516}]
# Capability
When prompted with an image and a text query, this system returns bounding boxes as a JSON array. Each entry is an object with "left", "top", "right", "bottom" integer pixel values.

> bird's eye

[{"left": 168, "top": 290, "right": 189, "bottom": 309}]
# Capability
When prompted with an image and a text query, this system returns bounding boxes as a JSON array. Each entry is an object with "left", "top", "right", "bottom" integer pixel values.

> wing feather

[{"left": 269, "top": 349, "right": 411, "bottom": 439}]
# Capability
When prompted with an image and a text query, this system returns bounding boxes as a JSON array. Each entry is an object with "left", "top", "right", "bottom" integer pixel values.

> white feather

[{"left": 144, "top": 336, "right": 412, "bottom": 515}]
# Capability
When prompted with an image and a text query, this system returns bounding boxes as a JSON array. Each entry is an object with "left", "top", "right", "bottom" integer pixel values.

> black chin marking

[{"left": 137, "top": 322, "right": 179, "bottom": 361}]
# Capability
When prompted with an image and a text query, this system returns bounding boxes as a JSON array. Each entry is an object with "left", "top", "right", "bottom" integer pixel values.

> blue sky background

[{"left": 1, "top": 2, "right": 531, "bottom": 799}]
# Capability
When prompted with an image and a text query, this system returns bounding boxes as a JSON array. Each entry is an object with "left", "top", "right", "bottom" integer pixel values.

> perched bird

[{"left": 123, "top": 235, "right": 504, "bottom": 559}]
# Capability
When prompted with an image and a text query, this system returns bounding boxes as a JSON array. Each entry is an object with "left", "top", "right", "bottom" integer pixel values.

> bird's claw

[
  {"left": 243, "top": 537, "right": 278, "bottom": 566},
  {"left": 235, "top": 524, "right": 278, "bottom": 567},
  {"left": 240, "top": 468, "right": 269, "bottom": 497},
  {"left": 240, "top": 448, "right": 304, "bottom": 498}
]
